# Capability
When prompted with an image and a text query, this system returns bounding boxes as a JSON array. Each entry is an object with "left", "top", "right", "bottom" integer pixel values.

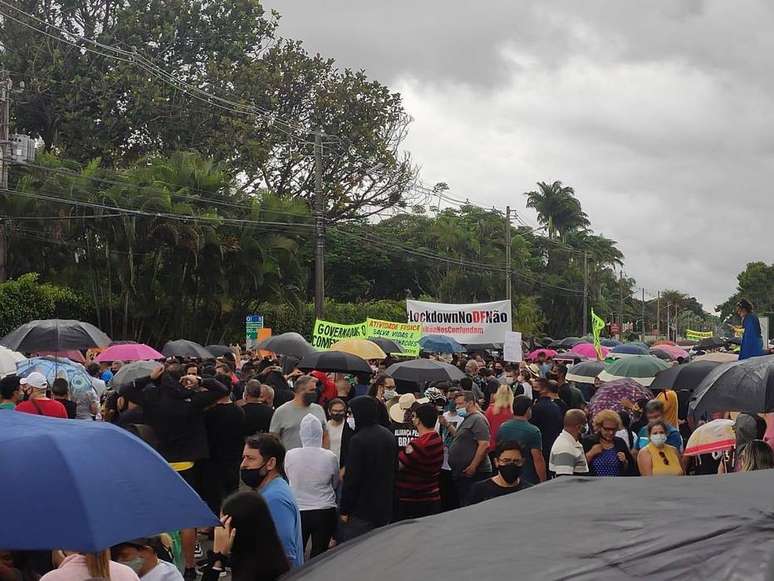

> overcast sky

[{"left": 265, "top": 0, "right": 773, "bottom": 312}]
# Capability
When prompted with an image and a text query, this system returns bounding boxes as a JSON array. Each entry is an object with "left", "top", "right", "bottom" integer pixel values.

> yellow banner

[{"left": 686, "top": 329, "right": 713, "bottom": 341}]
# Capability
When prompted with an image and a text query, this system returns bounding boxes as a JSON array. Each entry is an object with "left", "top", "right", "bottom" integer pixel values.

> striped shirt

[{"left": 397, "top": 431, "right": 444, "bottom": 502}]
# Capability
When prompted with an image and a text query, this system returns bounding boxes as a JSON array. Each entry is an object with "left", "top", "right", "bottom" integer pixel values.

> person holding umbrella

[{"left": 737, "top": 299, "right": 765, "bottom": 360}]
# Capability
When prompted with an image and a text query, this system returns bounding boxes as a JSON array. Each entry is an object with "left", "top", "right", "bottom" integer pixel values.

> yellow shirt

[{"left": 645, "top": 443, "right": 682, "bottom": 476}]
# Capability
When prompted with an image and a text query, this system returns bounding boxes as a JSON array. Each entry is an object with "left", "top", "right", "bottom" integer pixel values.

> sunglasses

[{"left": 658, "top": 450, "right": 670, "bottom": 466}]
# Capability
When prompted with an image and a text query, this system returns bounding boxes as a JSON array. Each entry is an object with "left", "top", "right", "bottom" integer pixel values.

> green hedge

[
  {"left": 0, "top": 273, "right": 93, "bottom": 337},
  {"left": 257, "top": 300, "right": 407, "bottom": 340}
]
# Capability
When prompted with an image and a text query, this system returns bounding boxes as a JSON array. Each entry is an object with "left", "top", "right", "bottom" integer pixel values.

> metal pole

[
  {"left": 582, "top": 251, "right": 589, "bottom": 336},
  {"left": 641, "top": 287, "right": 645, "bottom": 342},
  {"left": 656, "top": 291, "right": 661, "bottom": 338},
  {"left": 0, "top": 71, "right": 10, "bottom": 282},
  {"left": 313, "top": 127, "right": 325, "bottom": 319},
  {"left": 618, "top": 270, "right": 624, "bottom": 340},
  {"left": 505, "top": 205, "right": 511, "bottom": 305},
  {"left": 666, "top": 303, "right": 671, "bottom": 343}
]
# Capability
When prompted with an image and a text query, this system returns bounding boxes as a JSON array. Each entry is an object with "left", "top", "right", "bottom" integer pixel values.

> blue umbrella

[
  {"left": 16, "top": 356, "right": 93, "bottom": 397},
  {"left": 419, "top": 334, "right": 465, "bottom": 353},
  {"left": 601, "top": 338, "right": 622, "bottom": 347},
  {"left": 612, "top": 344, "right": 649, "bottom": 356},
  {"left": 0, "top": 412, "right": 219, "bottom": 551}
]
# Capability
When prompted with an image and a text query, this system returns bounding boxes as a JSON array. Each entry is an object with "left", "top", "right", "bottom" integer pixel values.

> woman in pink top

[
  {"left": 41, "top": 551, "right": 139, "bottom": 581},
  {"left": 485, "top": 385, "right": 514, "bottom": 453}
]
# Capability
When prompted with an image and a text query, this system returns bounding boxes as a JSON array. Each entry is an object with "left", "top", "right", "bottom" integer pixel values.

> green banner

[
  {"left": 591, "top": 308, "right": 606, "bottom": 360},
  {"left": 311, "top": 319, "right": 368, "bottom": 350},
  {"left": 366, "top": 318, "right": 422, "bottom": 356}
]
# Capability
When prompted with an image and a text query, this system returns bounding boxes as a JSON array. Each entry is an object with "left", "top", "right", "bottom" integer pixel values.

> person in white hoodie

[{"left": 285, "top": 413, "right": 341, "bottom": 557}]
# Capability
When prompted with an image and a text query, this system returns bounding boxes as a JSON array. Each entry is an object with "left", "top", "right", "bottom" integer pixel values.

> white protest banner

[
  {"left": 406, "top": 299, "right": 512, "bottom": 344},
  {"left": 503, "top": 331, "right": 523, "bottom": 363}
]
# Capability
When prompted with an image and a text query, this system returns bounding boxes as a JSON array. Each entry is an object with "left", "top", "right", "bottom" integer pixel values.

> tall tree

[{"left": 524, "top": 181, "right": 590, "bottom": 240}]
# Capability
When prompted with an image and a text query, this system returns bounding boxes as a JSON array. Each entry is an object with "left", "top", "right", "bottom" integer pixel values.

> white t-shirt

[
  {"left": 549, "top": 430, "right": 589, "bottom": 476},
  {"left": 327, "top": 419, "right": 344, "bottom": 461},
  {"left": 142, "top": 560, "right": 183, "bottom": 581}
]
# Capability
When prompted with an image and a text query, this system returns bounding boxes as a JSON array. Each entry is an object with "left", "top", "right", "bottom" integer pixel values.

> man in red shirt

[
  {"left": 396, "top": 402, "right": 444, "bottom": 520},
  {"left": 15, "top": 372, "right": 68, "bottom": 418}
]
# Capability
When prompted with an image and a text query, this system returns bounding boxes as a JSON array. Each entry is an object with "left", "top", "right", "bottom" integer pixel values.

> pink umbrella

[
  {"left": 569, "top": 343, "right": 609, "bottom": 359},
  {"left": 35, "top": 350, "right": 86, "bottom": 363},
  {"left": 95, "top": 343, "right": 164, "bottom": 362},
  {"left": 527, "top": 348, "right": 557, "bottom": 361},
  {"left": 650, "top": 344, "right": 689, "bottom": 361}
]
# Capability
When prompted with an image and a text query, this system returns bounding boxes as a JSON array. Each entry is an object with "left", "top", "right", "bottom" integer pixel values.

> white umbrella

[{"left": 0, "top": 346, "right": 26, "bottom": 378}]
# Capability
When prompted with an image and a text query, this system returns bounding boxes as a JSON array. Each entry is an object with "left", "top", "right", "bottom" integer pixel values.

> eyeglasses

[
  {"left": 600, "top": 425, "right": 617, "bottom": 432},
  {"left": 658, "top": 450, "right": 670, "bottom": 465}
]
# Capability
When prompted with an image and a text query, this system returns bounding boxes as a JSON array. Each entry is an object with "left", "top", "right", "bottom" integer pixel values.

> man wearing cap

[
  {"left": 112, "top": 538, "right": 182, "bottom": 581},
  {"left": 389, "top": 393, "right": 427, "bottom": 453},
  {"left": 15, "top": 372, "right": 68, "bottom": 418}
]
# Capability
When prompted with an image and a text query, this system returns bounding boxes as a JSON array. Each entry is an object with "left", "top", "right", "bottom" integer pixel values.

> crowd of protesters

[{"left": 2, "top": 344, "right": 773, "bottom": 581}]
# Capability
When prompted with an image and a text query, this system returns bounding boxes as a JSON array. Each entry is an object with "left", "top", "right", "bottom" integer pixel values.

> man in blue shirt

[
  {"left": 240, "top": 434, "right": 303, "bottom": 568},
  {"left": 737, "top": 299, "right": 765, "bottom": 360},
  {"left": 634, "top": 399, "right": 683, "bottom": 453}
]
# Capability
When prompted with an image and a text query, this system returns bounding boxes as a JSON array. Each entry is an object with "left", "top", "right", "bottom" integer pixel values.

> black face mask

[
  {"left": 302, "top": 392, "right": 317, "bottom": 406},
  {"left": 240, "top": 462, "right": 267, "bottom": 489},
  {"left": 498, "top": 463, "right": 522, "bottom": 484},
  {"left": 330, "top": 413, "right": 346, "bottom": 423}
]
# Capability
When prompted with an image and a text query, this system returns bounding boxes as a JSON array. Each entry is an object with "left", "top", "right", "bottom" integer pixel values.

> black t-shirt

[
  {"left": 467, "top": 478, "right": 532, "bottom": 505},
  {"left": 204, "top": 403, "right": 246, "bottom": 463},
  {"left": 54, "top": 398, "right": 78, "bottom": 419},
  {"left": 391, "top": 420, "right": 419, "bottom": 452},
  {"left": 242, "top": 402, "right": 274, "bottom": 436},
  {"left": 530, "top": 396, "right": 565, "bottom": 460}
]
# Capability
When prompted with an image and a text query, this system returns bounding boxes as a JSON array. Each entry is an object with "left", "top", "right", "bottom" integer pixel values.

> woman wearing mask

[
  {"left": 201, "top": 492, "right": 289, "bottom": 581},
  {"left": 583, "top": 410, "right": 635, "bottom": 477},
  {"left": 366, "top": 375, "right": 394, "bottom": 428},
  {"left": 285, "top": 414, "right": 340, "bottom": 558},
  {"left": 41, "top": 550, "right": 139, "bottom": 581},
  {"left": 485, "top": 385, "right": 514, "bottom": 459},
  {"left": 637, "top": 421, "right": 684, "bottom": 477}
]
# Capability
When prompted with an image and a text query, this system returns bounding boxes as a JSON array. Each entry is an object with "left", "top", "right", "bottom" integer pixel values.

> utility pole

[
  {"left": 0, "top": 70, "right": 11, "bottom": 283},
  {"left": 582, "top": 251, "right": 589, "bottom": 336},
  {"left": 666, "top": 303, "right": 671, "bottom": 343},
  {"left": 313, "top": 127, "right": 325, "bottom": 320},
  {"left": 618, "top": 270, "right": 624, "bottom": 340},
  {"left": 505, "top": 206, "right": 512, "bottom": 306},
  {"left": 656, "top": 291, "right": 661, "bottom": 338},
  {"left": 641, "top": 287, "right": 646, "bottom": 342}
]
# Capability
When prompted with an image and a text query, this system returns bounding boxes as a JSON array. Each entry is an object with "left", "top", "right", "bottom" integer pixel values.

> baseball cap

[
  {"left": 389, "top": 393, "right": 429, "bottom": 423},
  {"left": 20, "top": 372, "right": 48, "bottom": 390}
]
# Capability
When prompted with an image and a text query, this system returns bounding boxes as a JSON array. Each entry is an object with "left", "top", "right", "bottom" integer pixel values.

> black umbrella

[
  {"left": 566, "top": 360, "right": 605, "bottom": 383},
  {"left": 464, "top": 343, "right": 502, "bottom": 352},
  {"left": 256, "top": 332, "right": 316, "bottom": 359},
  {"left": 285, "top": 471, "right": 774, "bottom": 581},
  {"left": 367, "top": 337, "right": 404, "bottom": 355},
  {"left": 205, "top": 345, "right": 233, "bottom": 357},
  {"left": 297, "top": 351, "right": 371, "bottom": 374},
  {"left": 650, "top": 348, "right": 673, "bottom": 361},
  {"left": 650, "top": 360, "right": 720, "bottom": 391},
  {"left": 385, "top": 359, "right": 465, "bottom": 384},
  {"left": 0, "top": 319, "right": 111, "bottom": 352},
  {"left": 161, "top": 340, "right": 214, "bottom": 360},
  {"left": 697, "top": 336, "right": 726, "bottom": 350},
  {"left": 536, "top": 336, "right": 554, "bottom": 348},
  {"left": 559, "top": 336, "right": 584, "bottom": 348},
  {"left": 689, "top": 355, "right": 774, "bottom": 417}
]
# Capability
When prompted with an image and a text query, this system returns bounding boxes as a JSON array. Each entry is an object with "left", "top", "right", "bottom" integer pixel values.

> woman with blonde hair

[
  {"left": 582, "top": 409, "right": 635, "bottom": 477},
  {"left": 485, "top": 384, "right": 514, "bottom": 458},
  {"left": 41, "top": 549, "right": 139, "bottom": 581}
]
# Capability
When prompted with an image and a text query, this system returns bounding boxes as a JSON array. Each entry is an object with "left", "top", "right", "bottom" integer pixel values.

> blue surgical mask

[
  {"left": 121, "top": 557, "right": 145, "bottom": 574},
  {"left": 456, "top": 407, "right": 468, "bottom": 418}
]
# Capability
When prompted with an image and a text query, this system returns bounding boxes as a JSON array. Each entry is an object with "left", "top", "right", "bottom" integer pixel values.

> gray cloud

[{"left": 266, "top": 0, "right": 774, "bottom": 311}]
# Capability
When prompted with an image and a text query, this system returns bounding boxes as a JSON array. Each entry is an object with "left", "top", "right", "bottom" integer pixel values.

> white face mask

[
  {"left": 346, "top": 416, "right": 356, "bottom": 430},
  {"left": 650, "top": 433, "right": 667, "bottom": 447}
]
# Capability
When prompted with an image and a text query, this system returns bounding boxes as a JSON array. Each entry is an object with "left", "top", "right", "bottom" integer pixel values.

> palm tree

[{"left": 524, "top": 181, "right": 590, "bottom": 240}]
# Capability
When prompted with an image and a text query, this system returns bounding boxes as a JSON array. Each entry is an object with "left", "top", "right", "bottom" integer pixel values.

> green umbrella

[{"left": 598, "top": 355, "right": 671, "bottom": 387}]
